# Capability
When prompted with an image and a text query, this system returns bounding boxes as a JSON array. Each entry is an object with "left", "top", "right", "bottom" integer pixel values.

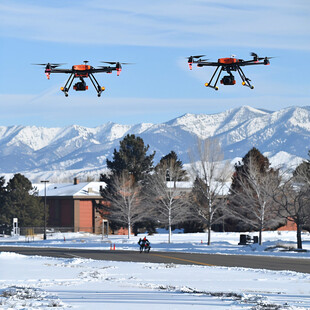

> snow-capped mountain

[{"left": 0, "top": 106, "right": 309, "bottom": 182}]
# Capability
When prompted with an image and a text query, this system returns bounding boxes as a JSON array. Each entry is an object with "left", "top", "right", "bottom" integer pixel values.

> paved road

[{"left": 1, "top": 246, "right": 309, "bottom": 273}]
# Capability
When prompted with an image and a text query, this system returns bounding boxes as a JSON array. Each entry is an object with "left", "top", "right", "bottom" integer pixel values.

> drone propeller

[
  {"left": 187, "top": 55, "right": 205, "bottom": 60},
  {"left": 32, "top": 63, "right": 65, "bottom": 68},
  {"left": 100, "top": 61, "right": 132, "bottom": 76},
  {"left": 251, "top": 52, "right": 260, "bottom": 61},
  {"left": 250, "top": 52, "right": 269, "bottom": 62},
  {"left": 187, "top": 55, "right": 205, "bottom": 70},
  {"left": 251, "top": 53, "right": 273, "bottom": 65},
  {"left": 187, "top": 55, "right": 205, "bottom": 63},
  {"left": 32, "top": 63, "right": 65, "bottom": 79},
  {"left": 100, "top": 61, "right": 133, "bottom": 66}
]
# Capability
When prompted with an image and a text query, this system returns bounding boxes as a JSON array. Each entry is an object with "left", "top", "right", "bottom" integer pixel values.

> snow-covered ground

[{"left": 1, "top": 231, "right": 310, "bottom": 309}]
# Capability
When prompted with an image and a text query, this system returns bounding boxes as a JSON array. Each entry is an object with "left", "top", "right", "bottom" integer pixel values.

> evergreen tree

[
  {"left": 100, "top": 135, "right": 155, "bottom": 235},
  {"left": 0, "top": 176, "right": 8, "bottom": 225},
  {"left": 104, "top": 134, "right": 155, "bottom": 182},
  {"left": 155, "top": 151, "right": 188, "bottom": 183},
  {"left": 231, "top": 147, "right": 271, "bottom": 194},
  {"left": 4, "top": 174, "right": 44, "bottom": 227}
]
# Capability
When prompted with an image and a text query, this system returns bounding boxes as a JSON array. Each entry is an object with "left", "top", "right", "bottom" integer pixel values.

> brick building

[{"left": 36, "top": 179, "right": 106, "bottom": 233}]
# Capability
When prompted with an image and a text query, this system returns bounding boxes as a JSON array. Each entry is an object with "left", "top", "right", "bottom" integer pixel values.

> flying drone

[
  {"left": 34, "top": 61, "right": 129, "bottom": 97},
  {"left": 187, "top": 53, "right": 272, "bottom": 90}
]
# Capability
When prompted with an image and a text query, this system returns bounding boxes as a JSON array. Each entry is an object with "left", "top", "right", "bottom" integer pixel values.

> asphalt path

[{"left": 1, "top": 246, "right": 309, "bottom": 274}]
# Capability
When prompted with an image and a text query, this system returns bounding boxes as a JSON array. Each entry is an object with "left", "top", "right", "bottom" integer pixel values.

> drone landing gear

[
  {"left": 204, "top": 66, "right": 222, "bottom": 90},
  {"left": 237, "top": 67, "right": 254, "bottom": 89},
  {"left": 61, "top": 73, "right": 75, "bottom": 97},
  {"left": 204, "top": 65, "right": 255, "bottom": 90},
  {"left": 89, "top": 73, "right": 105, "bottom": 97},
  {"left": 60, "top": 73, "right": 105, "bottom": 97},
  {"left": 96, "top": 85, "right": 105, "bottom": 97}
]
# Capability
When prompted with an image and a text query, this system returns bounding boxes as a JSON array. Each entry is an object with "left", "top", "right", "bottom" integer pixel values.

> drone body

[
  {"left": 35, "top": 61, "right": 126, "bottom": 97},
  {"left": 188, "top": 53, "right": 271, "bottom": 90}
]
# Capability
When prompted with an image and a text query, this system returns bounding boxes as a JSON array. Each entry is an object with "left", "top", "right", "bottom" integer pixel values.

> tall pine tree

[
  {"left": 104, "top": 134, "right": 155, "bottom": 182},
  {"left": 1, "top": 174, "right": 44, "bottom": 227},
  {"left": 155, "top": 151, "right": 188, "bottom": 183},
  {"left": 0, "top": 176, "right": 8, "bottom": 226},
  {"left": 100, "top": 135, "right": 155, "bottom": 235},
  {"left": 231, "top": 147, "right": 271, "bottom": 193}
]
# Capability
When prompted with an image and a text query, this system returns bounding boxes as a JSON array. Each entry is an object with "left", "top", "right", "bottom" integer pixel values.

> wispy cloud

[
  {"left": 0, "top": 0, "right": 309, "bottom": 128},
  {"left": 0, "top": 0, "right": 309, "bottom": 50}
]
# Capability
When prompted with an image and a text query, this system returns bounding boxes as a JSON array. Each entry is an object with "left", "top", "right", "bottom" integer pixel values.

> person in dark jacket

[{"left": 138, "top": 236, "right": 151, "bottom": 253}]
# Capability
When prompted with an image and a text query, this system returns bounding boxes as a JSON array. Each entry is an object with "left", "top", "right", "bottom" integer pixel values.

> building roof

[
  {"left": 34, "top": 181, "right": 106, "bottom": 198},
  {"left": 34, "top": 180, "right": 230, "bottom": 198},
  {"left": 166, "top": 181, "right": 230, "bottom": 195}
]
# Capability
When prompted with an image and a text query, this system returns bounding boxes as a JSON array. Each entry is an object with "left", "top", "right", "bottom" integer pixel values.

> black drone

[{"left": 187, "top": 52, "right": 272, "bottom": 90}]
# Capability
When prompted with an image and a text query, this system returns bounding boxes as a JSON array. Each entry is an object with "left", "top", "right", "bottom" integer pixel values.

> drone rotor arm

[
  {"left": 48, "top": 68, "right": 74, "bottom": 74},
  {"left": 237, "top": 60, "right": 267, "bottom": 66},
  {"left": 195, "top": 61, "right": 221, "bottom": 66},
  {"left": 92, "top": 67, "right": 115, "bottom": 73}
]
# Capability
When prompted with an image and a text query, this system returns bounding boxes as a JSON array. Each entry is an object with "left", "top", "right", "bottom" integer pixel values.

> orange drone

[
  {"left": 34, "top": 60, "right": 129, "bottom": 97},
  {"left": 187, "top": 52, "right": 272, "bottom": 90}
]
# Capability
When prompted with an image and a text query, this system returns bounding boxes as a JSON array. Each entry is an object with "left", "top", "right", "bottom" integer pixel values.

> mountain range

[{"left": 0, "top": 105, "right": 309, "bottom": 182}]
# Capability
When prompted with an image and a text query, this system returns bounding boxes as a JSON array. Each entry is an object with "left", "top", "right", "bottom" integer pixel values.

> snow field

[
  {"left": 1, "top": 231, "right": 310, "bottom": 309},
  {"left": 1, "top": 251, "right": 310, "bottom": 309}
]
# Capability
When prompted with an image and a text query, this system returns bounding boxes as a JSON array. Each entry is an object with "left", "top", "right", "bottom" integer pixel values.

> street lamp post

[{"left": 41, "top": 180, "right": 49, "bottom": 240}]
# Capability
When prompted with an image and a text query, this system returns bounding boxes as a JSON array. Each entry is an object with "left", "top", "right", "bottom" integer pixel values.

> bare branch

[
  {"left": 228, "top": 149, "right": 284, "bottom": 245},
  {"left": 188, "top": 138, "right": 231, "bottom": 245},
  {"left": 143, "top": 160, "right": 191, "bottom": 243},
  {"left": 102, "top": 171, "right": 146, "bottom": 239}
]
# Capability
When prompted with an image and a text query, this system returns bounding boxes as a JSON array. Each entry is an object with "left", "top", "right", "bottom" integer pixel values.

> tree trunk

[
  {"left": 207, "top": 225, "right": 211, "bottom": 245},
  {"left": 259, "top": 228, "right": 262, "bottom": 245},
  {"left": 168, "top": 208, "right": 172, "bottom": 243},
  {"left": 128, "top": 222, "right": 131, "bottom": 239},
  {"left": 297, "top": 223, "right": 302, "bottom": 249},
  {"left": 207, "top": 204, "right": 212, "bottom": 245}
]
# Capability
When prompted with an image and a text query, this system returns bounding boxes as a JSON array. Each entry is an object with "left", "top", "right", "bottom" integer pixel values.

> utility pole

[{"left": 41, "top": 180, "right": 49, "bottom": 240}]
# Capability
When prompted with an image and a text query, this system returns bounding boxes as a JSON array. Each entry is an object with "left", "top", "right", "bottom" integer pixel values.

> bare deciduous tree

[
  {"left": 188, "top": 138, "right": 232, "bottom": 245},
  {"left": 272, "top": 172, "right": 310, "bottom": 249},
  {"left": 229, "top": 155, "right": 280, "bottom": 245},
  {"left": 102, "top": 171, "right": 145, "bottom": 239},
  {"left": 144, "top": 158, "right": 190, "bottom": 243},
  {"left": 294, "top": 151, "right": 310, "bottom": 187}
]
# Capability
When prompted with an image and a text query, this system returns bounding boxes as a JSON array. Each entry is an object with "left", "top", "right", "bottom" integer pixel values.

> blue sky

[{"left": 0, "top": 0, "right": 309, "bottom": 127}]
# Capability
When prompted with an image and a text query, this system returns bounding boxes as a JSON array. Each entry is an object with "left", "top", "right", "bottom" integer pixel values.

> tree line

[
  {"left": 0, "top": 134, "right": 308, "bottom": 250},
  {"left": 99, "top": 134, "right": 310, "bottom": 249}
]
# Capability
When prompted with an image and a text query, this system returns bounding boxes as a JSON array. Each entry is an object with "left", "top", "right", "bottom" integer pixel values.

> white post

[{"left": 12, "top": 218, "right": 19, "bottom": 236}]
